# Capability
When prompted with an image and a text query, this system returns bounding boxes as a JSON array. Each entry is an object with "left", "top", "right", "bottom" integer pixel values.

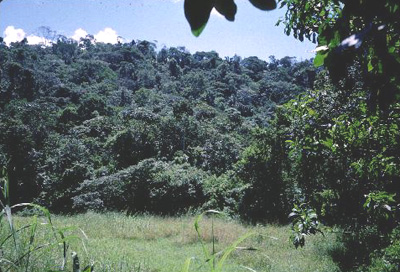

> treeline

[{"left": 0, "top": 37, "right": 314, "bottom": 216}]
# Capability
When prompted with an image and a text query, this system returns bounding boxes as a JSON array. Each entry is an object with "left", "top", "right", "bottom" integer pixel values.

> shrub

[
  {"left": 368, "top": 226, "right": 400, "bottom": 272},
  {"left": 73, "top": 159, "right": 209, "bottom": 214},
  {"left": 202, "top": 172, "right": 247, "bottom": 215}
]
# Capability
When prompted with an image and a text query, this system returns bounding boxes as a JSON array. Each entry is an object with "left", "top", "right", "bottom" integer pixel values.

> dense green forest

[
  {"left": 0, "top": 37, "right": 314, "bottom": 216},
  {"left": 1, "top": 0, "right": 400, "bottom": 270}
]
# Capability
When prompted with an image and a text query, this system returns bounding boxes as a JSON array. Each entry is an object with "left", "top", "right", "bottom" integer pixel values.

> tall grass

[
  {"left": 12, "top": 212, "right": 342, "bottom": 272},
  {"left": 0, "top": 166, "right": 92, "bottom": 272},
  {"left": 1, "top": 166, "right": 343, "bottom": 271},
  {"left": 182, "top": 210, "right": 257, "bottom": 272}
]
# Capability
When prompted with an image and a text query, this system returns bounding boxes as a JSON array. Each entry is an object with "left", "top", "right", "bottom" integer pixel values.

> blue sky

[{"left": 0, "top": 0, "right": 316, "bottom": 60}]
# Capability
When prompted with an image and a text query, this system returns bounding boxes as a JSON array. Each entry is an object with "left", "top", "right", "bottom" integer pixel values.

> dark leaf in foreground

[
  {"left": 248, "top": 0, "right": 277, "bottom": 11},
  {"left": 184, "top": 0, "right": 214, "bottom": 36},
  {"left": 215, "top": 0, "right": 237, "bottom": 21}
]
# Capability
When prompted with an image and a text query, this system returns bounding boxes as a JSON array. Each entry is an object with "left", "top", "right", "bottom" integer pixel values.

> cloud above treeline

[
  {"left": 2, "top": 26, "right": 123, "bottom": 46},
  {"left": 3, "top": 26, "right": 50, "bottom": 46},
  {"left": 93, "top": 28, "right": 121, "bottom": 44},
  {"left": 71, "top": 28, "right": 88, "bottom": 42}
]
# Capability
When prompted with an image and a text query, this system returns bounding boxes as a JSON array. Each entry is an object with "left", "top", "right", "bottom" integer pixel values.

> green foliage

[
  {"left": 236, "top": 127, "right": 289, "bottom": 223},
  {"left": 0, "top": 35, "right": 314, "bottom": 222},
  {"left": 77, "top": 92, "right": 109, "bottom": 120},
  {"left": 202, "top": 173, "right": 247, "bottom": 215},
  {"left": 288, "top": 204, "right": 323, "bottom": 248},
  {"left": 73, "top": 159, "right": 208, "bottom": 215},
  {"left": 279, "top": 81, "right": 400, "bottom": 222},
  {"left": 231, "top": 56, "right": 400, "bottom": 268},
  {"left": 70, "top": 59, "right": 117, "bottom": 85},
  {"left": 108, "top": 127, "right": 155, "bottom": 168},
  {"left": 368, "top": 226, "right": 400, "bottom": 272},
  {"left": 364, "top": 191, "right": 396, "bottom": 222},
  {"left": 257, "top": 69, "right": 400, "bottom": 267},
  {"left": 278, "top": 0, "right": 400, "bottom": 108}
]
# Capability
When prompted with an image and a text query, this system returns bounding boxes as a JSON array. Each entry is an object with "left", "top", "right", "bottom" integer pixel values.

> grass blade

[
  {"left": 4, "top": 205, "right": 18, "bottom": 256},
  {"left": 181, "top": 257, "right": 193, "bottom": 272},
  {"left": 194, "top": 212, "right": 210, "bottom": 262},
  {"left": 216, "top": 232, "right": 255, "bottom": 272},
  {"left": 0, "top": 225, "right": 31, "bottom": 247},
  {"left": 25, "top": 215, "right": 38, "bottom": 272},
  {"left": 240, "top": 265, "right": 257, "bottom": 272}
]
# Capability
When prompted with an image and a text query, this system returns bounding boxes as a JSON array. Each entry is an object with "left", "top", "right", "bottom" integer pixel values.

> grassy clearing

[{"left": 10, "top": 212, "right": 343, "bottom": 272}]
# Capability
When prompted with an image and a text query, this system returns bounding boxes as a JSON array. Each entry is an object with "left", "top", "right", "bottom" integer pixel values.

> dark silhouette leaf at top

[
  {"left": 184, "top": 0, "right": 214, "bottom": 37},
  {"left": 249, "top": 0, "right": 277, "bottom": 11},
  {"left": 215, "top": 0, "right": 237, "bottom": 21}
]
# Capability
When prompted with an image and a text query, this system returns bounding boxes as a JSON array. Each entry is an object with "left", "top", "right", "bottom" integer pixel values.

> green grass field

[{"left": 6, "top": 212, "right": 343, "bottom": 272}]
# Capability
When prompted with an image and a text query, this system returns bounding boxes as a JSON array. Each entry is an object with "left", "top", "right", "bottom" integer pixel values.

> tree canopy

[{"left": 0, "top": 36, "right": 313, "bottom": 215}]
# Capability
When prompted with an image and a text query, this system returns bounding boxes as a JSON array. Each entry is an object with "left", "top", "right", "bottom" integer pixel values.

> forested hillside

[{"left": 0, "top": 38, "right": 315, "bottom": 217}]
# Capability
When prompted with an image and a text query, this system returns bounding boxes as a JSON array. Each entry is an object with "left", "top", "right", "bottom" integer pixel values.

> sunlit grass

[{"left": 12, "top": 212, "right": 342, "bottom": 272}]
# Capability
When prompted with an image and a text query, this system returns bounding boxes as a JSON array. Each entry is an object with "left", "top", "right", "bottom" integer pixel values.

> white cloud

[
  {"left": 3, "top": 26, "right": 52, "bottom": 46},
  {"left": 26, "top": 34, "right": 49, "bottom": 45},
  {"left": 3, "top": 26, "right": 26, "bottom": 45},
  {"left": 94, "top": 27, "right": 119, "bottom": 44},
  {"left": 71, "top": 28, "right": 88, "bottom": 42},
  {"left": 3, "top": 26, "right": 122, "bottom": 46}
]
